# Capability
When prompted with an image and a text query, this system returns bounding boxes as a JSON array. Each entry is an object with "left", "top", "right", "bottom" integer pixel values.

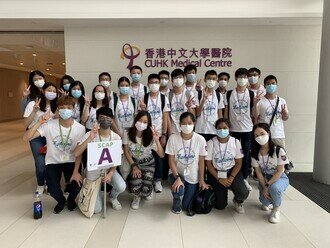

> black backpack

[
  {"left": 275, "top": 146, "right": 294, "bottom": 174},
  {"left": 197, "top": 90, "right": 221, "bottom": 104},
  {"left": 112, "top": 94, "right": 136, "bottom": 112},
  {"left": 226, "top": 89, "right": 254, "bottom": 117},
  {"left": 187, "top": 188, "right": 215, "bottom": 216},
  {"left": 143, "top": 92, "right": 166, "bottom": 111}
]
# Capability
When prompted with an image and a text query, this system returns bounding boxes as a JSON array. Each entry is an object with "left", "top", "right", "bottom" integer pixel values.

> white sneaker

[
  {"left": 36, "top": 185, "right": 44, "bottom": 195},
  {"left": 154, "top": 181, "right": 163, "bottom": 193},
  {"left": 109, "top": 198, "right": 122, "bottom": 210},
  {"left": 233, "top": 199, "right": 245, "bottom": 214},
  {"left": 261, "top": 205, "right": 273, "bottom": 211},
  {"left": 269, "top": 210, "right": 280, "bottom": 224},
  {"left": 131, "top": 195, "right": 141, "bottom": 210},
  {"left": 244, "top": 179, "right": 252, "bottom": 191},
  {"left": 145, "top": 191, "right": 153, "bottom": 201}
]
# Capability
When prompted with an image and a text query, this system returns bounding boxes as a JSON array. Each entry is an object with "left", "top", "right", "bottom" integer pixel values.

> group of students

[{"left": 21, "top": 64, "right": 290, "bottom": 224}]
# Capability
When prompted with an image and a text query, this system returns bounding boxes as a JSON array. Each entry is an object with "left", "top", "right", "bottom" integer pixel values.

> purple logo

[{"left": 120, "top": 43, "right": 141, "bottom": 69}]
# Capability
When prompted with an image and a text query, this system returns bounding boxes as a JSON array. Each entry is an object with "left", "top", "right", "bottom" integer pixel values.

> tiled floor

[{"left": 0, "top": 120, "right": 329, "bottom": 248}]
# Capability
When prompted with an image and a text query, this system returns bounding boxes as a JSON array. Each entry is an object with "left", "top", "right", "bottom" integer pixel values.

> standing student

[
  {"left": 129, "top": 65, "right": 148, "bottom": 102},
  {"left": 205, "top": 118, "right": 249, "bottom": 213},
  {"left": 111, "top": 77, "right": 137, "bottom": 137},
  {"left": 68, "top": 81, "right": 88, "bottom": 124},
  {"left": 123, "top": 111, "right": 164, "bottom": 209},
  {"left": 59, "top": 75, "right": 74, "bottom": 95},
  {"left": 23, "top": 82, "right": 58, "bottom": 194},
  {"left": 248, "top": 67, "right": 266, "bottom": 96},
  {"left": 158, "top": 70, "right": 171, "bottom": 97},
  {"left": 98, "top": 72, "right": 117, "bottom": 101},
  {"left": 73, "top": 107, "right": 126, "bottom": 212},
  {"left": 195, "top": 70, "right": 224, "bottom": 141},
  {"left": 21, "top": 70, "right": 45, "bottom": 113},
  {"left": 253, "top": 75, "right": 289, "bottom": 148},
  {"left": 251, "top": 123, "right": 289, "bottom": 224},
  {"left": 23, "top": 96, "right": 85, "bottom": 214},
  {"left": 217, "top": 72, "right": 230, "bottom": 95},
  {"left": 169, "top": 69, "right": 196, "bottom": 134},
  {"left": 184, "top": 64, "right": 201, "bottom": 94},
  {"left": 225, "top": 68, "right": 255, "bottom": 191},
  {"left": 166, "top": 112, "right": 208, "bottom": 214},
  {"left": 140, "top": 73, "right": 170, "bottom": 193}
]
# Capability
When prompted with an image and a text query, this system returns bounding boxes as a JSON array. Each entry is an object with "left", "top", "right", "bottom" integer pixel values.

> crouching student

[
  {"left": 166, "top": 112, "right": 208, "bottom": 214},
  {"left": 23, "top": 96, "right": 85, "bottom": 214},
  {"left": 205, "top": 118, "right": 249, "bottom": 213},
  {"left": 251, "top": 123, "right": 289, "bottom": 224},
  {"left": 73, "top": 107, "right": 126, "bottom": 212},
  {"left": 124, "top": 111, "right": 164, "bottom": 210}
]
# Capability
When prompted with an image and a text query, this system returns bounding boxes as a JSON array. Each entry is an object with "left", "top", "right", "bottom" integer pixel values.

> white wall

[{"left": 65, "top": 24, "right": 321, "bottom": 172}]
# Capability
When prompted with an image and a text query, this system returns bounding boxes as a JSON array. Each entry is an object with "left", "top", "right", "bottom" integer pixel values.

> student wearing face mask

[
  {"left": 74, "top": 107, "right": 126, "bottom": 212},
  {"left": 166, "top": 112, "right": 208, "bottom": 214},
  {"left": 158, "top": 70, "right": 171, "bottom": 97},
  {"left": 59, "top": 75, "right": 74, "bottom": 96},
  {"left": 184, "top": 64, "right": 201, "bottom": 94},
  {"left": 206, "top": 118, "right": 249, "bottom": 213},
  {"left": 168, "top": 69, "right": 197, "bottom": 134},
  {"left": 68, "top": 81, "right": 88, "bottom": 124},
  {"left": 253, "top": 75, "right": 289, "bottom": 148},
  {"left": 195, "top": 70, "right": 224, "bottom": 141},
  {"left": 21, "top": 70, "right": 45, "bottom": 113},
  {"left": 23, "top": 96, "right": 86, "bottom": 214},
  {"left": 251, "top": 123, "right": 289, "bottom": 224},
  {"left": 111, "top": 77, "right": 137, "bottom": 137},
  {"left": 98, "top": 72, "right": 117, "bottom": 101},
  {"left": 124, "top": 111, "right": 164, "bottom": 209},
  {"left": 217, "top": 72, "right": 230, "bottom": 95},
  {"left": 23, "top": 82, "right": 58, "bottom": 195},
  {"left": 248, "top": 67, "right": 266, "bottom": 97},
  {"left": 129, "top": 65, "right": 148, "bottom": 102},
  {"left": 225, "top": 68, "right": 255, "bottom": 191}
]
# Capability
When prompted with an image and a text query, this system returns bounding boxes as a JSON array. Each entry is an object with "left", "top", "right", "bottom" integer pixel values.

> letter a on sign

[{"left": 98, "top": 148, "right": 113, "bottom": 165}]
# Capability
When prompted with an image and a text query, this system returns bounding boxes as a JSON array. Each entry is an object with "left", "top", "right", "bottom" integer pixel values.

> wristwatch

[{"left": 174, "top": 174, "right": 179, "bottom": 180}]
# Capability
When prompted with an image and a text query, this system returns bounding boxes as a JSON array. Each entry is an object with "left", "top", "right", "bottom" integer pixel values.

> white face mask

[
  {"left": 149, "top": 84, "right": 160, "bottom": 93},
  {"left": 160, "top": 79, "right": 169, "bottom": 87},
  {"left": 255, "top": 134, "right": 269, "bottom": 146},
  {"left": 45, "top": 92, "right": 57, "bottom": 101},
  {"left": 173, "top": 78, "right": 184, "bottom": 87},
  {"left": 135, "top": 121, "right": 148, "bottom": 131},
  {"left": 248, "top": 76, "right": 259, "bottom": 85},
  {"left": 180, "top": 124, "right": 194, "bottom": 134},
  {"left": 219, "top": 80, "right": 228, "bottom": 88},
  {"left": 94, "top": 92, "right": 105, "bottom": 100},
  {"left": 206, "top": 79, "right": 216, "bottom": 89},
  {"left": 237, "top": 78, "right": 248, "bottom": 87},
  {"left": 101, "top": 81, "right": 110, "bottom": 88},
  {"left": 34, "top": 79, "right": 45, "bottom": 88}
]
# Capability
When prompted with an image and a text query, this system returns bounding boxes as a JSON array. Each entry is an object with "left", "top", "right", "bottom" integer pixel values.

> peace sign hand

[
  {"left": 281, "top": 104, "right": 288, "bottom": 116},
  {"left": 58, "top": 88, "right": 69, "bottom": 96},
  {"left": 254, "top": 91, "right": 263, "bottom": 105},
  {"left": 139, "top": 99, "right": 147, "bottom": 111},
  {"left": 196, "top": 79, "right": 203, "bottom": 91},
  {"left": 185, "top": 95, "right": 195, "bottom": 108},
  {"left": 151, "top": 126, "right": 160, "bottom": 140},
  {"left": 89, "top": 122, "right": 99, "bottom": 140},
  {"left": 23, "top": 84, "right": 31, "bottom": 98},
  {"left": 83, "top": 94, "right": 91, "bottom": 106},
  {"left": 33, "top": 98, "right": 41, "bottom": 112},
  {"left": 39, "top": 109, "right": 51, "bottom": 124}
]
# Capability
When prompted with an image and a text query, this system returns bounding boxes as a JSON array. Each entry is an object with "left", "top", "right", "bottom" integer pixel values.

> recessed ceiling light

[
  {"left": 25, "top": 45, "right": 34, "bottom": 49},
  {"left": 46, "top": 68, "right": 50, "bottom": 71},
  {"left": 49, "top": 74, "right": 52, "bottom": 76},
  {"left": 62, "top": 62, "right": 65, "bottom": 65},
  {"left": 33, "top": 53, "right": 37, "bottom": 57},
  {"left": 20, "top": 62, "right": 24, "bottom": 65}
]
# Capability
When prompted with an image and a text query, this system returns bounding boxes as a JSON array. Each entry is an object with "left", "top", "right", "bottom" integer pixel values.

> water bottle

[{"left": 33, "top": 192, "right": 42, "bottom": 219}]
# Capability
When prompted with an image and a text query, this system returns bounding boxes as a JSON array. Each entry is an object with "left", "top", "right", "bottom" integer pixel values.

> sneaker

[
  {"left": 171, "top": 198, "right": 182, "bottom": 214},
  {"left": 53, "top": 202, "right": 65, "bottom": 214},
  {"left": 36, "top": 185, "right": 44, "bottom": 195},
  {"left": 109, "top": 198, "right": 122, "bottom": 210},
  {"left": 145, "top": 191, "right": 153, "bottom": 201},
  {"left": 244, "top": 179, "right": 253, "bottom": 191},
  {"left": 261, "top": 205, "right": 272, "bottom": 211},
  {"left": 154, "top": 181, "right": 163, "bottom": 193},
  {"left": 67, "top": 198, "right": 77, "bottom": 211},
  {"left": 269, "top": 210, "right": 280, "bottom": 224},
  {"left": 233, "top": 199, "right": 245, "bottom": 214},
  {"left": 131, "top": 195, "right": 141, "bottom": 210}
]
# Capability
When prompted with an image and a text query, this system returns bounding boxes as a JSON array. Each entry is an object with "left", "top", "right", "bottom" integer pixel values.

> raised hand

[
  {"left": 33, "top": 98, "right": 41, "bottom": 112},
  {"left": 185, "top": 95, "right": 195, "bottom": 108},
  {"left": 195, "top": 79, "right": 203, "bottom": 91},
  {"left": 89, "top": 122, "right": 99, "bottom": 140},
  {"left": 39, "top": 109, "right": 51, "bottom": 124},
  {"left": 254, "top": 91, "right": 263, "bottom": 105},
  {"left": 151, "top": 126, "right": 160, "bottom": 140},
  {"left": 139, "top": 99, "right": 146, "bottom": 111},
  {"left": 58, "top": 88, "right": 69, "bottom": 96},
  {"left": 83, "top": 94, "right": 91, "bottom": 106},
  {"left": 23, "top": 84, "right": 31, "bottom": 98}
]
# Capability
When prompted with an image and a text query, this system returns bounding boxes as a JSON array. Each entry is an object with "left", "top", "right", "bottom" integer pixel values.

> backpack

[
  {"left": 197, "top": 90, "right": 221, "bottom": 104},
  {"left": 112, "top": 94, "right": 136, "bottom": 112},
  {"left": 275, "top": 146, "right": 294, "bottom": 174},
  {"left": 77, "top": 177, "right": 102, "bottom": 218},
  {"left": 226, "top": 89, "right": 254, "bottom": 116},
  {"left": 187, "top": 188, "right": 215, "bottom": 216},
  {"left": 143, "top": 92, "right": 166, "bottom": 111}
]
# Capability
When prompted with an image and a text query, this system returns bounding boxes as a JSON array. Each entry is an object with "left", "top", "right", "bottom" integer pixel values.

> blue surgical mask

[
  {"left": 59, "top": 109, "right": 73, "bottom": 120},
  {"left": 186, "top": 73, "right": 197, "bottom": 83},
  {"left": 266, "top": 84, "right": 277, "bottom": 94},
  {"left": 119, "top": 86, "right": 130, "bottom": 95},
  {"left": 63, "top": 84, "right": 70, "bottom": 91},
  {"left": 217, "top": 129, "right": 229, "bottom": 138},
  {"left": 131, "top": 73, "right": 141, "bottom": 82},
  {"left": 71, "top": 89, "right": 82, "bottom": 98}
]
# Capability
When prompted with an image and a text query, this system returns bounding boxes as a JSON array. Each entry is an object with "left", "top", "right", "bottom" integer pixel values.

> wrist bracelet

[{"left": 230, "top": 175, "right": 235, "bottom": 179}]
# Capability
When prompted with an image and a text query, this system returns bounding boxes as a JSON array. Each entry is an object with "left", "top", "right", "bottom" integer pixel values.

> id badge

[
  {"left": 273, "top": 117, "right": 279, "bottom": 126},
  {"left": 60, "top": 153, "right": 70, "bottom": 162},
  {"left": 236, "top": 115, "right": 244, "bottom": 121},
  {"left": 218, "top": 170, "right": 227, "bottom": 179},
  {"left": 184, "top": 168, "right": 190, "bottom": 176}
]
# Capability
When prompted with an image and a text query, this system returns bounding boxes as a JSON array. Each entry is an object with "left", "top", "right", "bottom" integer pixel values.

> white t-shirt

[
  {"left": 23, "top": 101, "right": 54, "bottom": 129},
  {"left": 205, "top": 136, "right": 243, "bottom": 171},
  {"left": 111, "top": 98, "right": 136, "bottom": 136},
  {"left": 145, "top": 93, "right": 171, "bottom": 134},
  {"left": 37, "top": 119, "right": 85, "bottom": 165},
  {"left": 79, "top": 131, "right": 121, "bottom": 181},
  {"left": 195, "top": 91, "right": 225, "bottom": 134},
  {"left": 256, "top": 96, "right": 288, "bottom": 139},
  {"left": 249, "top": 84, "right": 266, "bottom": 97},
  {"left": 165, "top": 132, "right": 207, "bottom": 184},
  {"left": 160, "top": 88, "right": 171, "bottom": 98},
  {"left": 228, "top": 88, "right": 254, "bottom": 132},
  {"left": 252, "top": 148, "right": 289, "bottom": 175},
  {"left": 85, "top": 106, "right": 99, "bottom": 130},
  {"left": 169, "top": 89, "right": 197, "bottom": 133},
  {"left": 129, "top": 83, "right": 147, "bottom": 102},
  {"left": 72, "top": 103, "right": 81, "bottom": 123},
  {"left": 123, "top": 131, "right": 157, "bottom": 160}
]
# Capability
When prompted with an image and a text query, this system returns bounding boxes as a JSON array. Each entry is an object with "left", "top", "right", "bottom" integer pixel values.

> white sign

[{"left": 87, "top": 140, "right": 122, "bottom": 171}]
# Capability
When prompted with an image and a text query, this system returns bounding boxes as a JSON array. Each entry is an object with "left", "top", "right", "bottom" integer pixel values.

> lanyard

[
  {"left": 235, "top": 89, "right": 247, "bottom": 115},
  {"left": 261, "top": 154, "right": 270, "bottom": 174},
  {"left": 98, "top": 130, "right": 112, "bottom": 142},
  {"left": 217, "top": 139, "right": 229, "bottom": 165},
  {"left": 132, "top": 85, "right": 140, "bottom": 100},
  {"left": 267, "top": 97, "right": 278, "bottom": 117},
  {"left": 150, "top": 93, "right": 159, "bottom": 112},
  {"left": 120, "top": 99, "right": 130, "bottom": 122},
  {"left": 59, "top": 121, "right": 72, "bottom": 151},
  {"left": 204, "top": 91, "right": 215, "bottom": 115},
  {"left": 181, "top": 136, "right": 193, "bottom": 164},
  {"left": 134, "top": 138, "right": 144, "bottom": 158}
]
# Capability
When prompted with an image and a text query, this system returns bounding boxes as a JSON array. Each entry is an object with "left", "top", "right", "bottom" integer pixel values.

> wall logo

[{"left": 120, "top": 43, "right": 141, "bottom": 69}]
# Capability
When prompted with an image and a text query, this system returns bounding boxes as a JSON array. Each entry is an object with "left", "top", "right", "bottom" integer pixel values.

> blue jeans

[
  {"left": 168, "top": 174, "right": 199, "bottom": 211},
  {"left": 152, "top": 150, "right": 163, "bottom": 181},
  {"left": 29, "top": 136, "right": 46, "bottom": 186},
  {"left": 258, "top": 173, "right": 289, "bottom": 208},
  {"left": 231, "top": 131, "right": 253, "bottom": 178}
]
